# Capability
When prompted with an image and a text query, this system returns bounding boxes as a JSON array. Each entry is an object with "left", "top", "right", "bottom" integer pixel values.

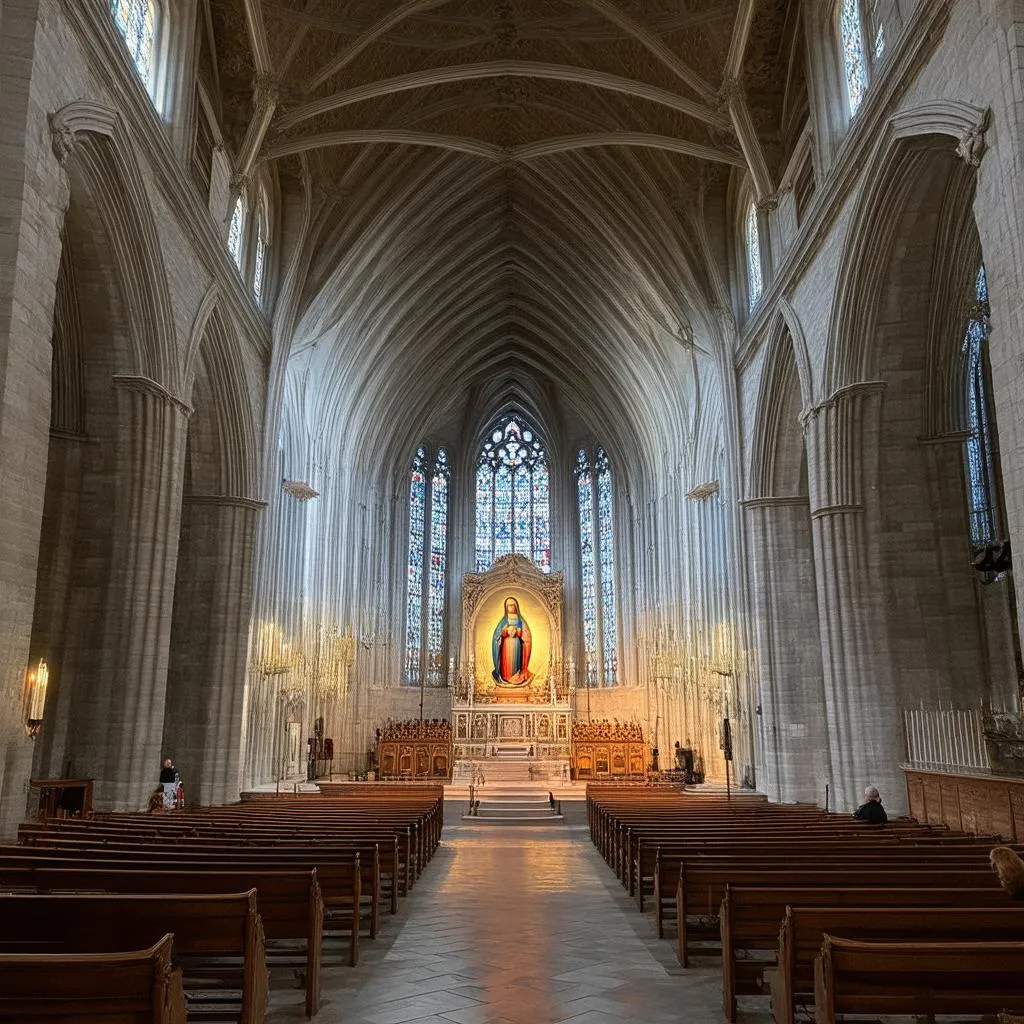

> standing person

[
  {"left": 159, "top": 758, "right": 179, "bottom": 809},
  {"left": 853, "top": 785, "right": 888, "bottom": 824}
]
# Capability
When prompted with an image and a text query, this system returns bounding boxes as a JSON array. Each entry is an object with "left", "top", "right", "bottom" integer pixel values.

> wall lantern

[{"left": 24, "top": 658, "right": 49, "bottom": 738}]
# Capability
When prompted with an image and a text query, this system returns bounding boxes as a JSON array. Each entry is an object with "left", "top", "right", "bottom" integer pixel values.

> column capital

[
  {"left": 183, "top": 494, "right": 267, "bottom": 511},
  {"left": 111, "top": 374, "right": 193, "bottom": 417},
  {"left": 740, "top": 495, "right": 809, "bottom": 510}
]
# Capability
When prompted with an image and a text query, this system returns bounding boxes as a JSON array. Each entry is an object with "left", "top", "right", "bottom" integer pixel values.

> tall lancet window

[
  {"left": 745, "top": 201, "right": 763, "bottom": 312},
  {"left": 227, "top": 196, "right": 245, "bottom": 271},
  {"left": 963, "top": 264, "right": 999, "bottom": 547},
  {"left": 404, "top": 446, "right": 450, "bottom": 686},
  {"left": 475, "top": 416, "right": 551, "bottom": 572},
  {"left": 840, "top": 0, "right": 868, "bottom": 115},
  {"left": 110, "top": 0, "right": 156, "bottom": 85},
  {"left": 576, "top": 446, "right": 619, "bottom": 686}
]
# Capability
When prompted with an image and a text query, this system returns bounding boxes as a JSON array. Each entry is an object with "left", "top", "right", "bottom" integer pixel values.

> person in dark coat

[{"left": 853, "top": 785, "right": 888, "bottom": 824}]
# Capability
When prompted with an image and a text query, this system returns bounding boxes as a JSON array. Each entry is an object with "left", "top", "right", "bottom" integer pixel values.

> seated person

[{"left": 853, "top": 785, "right": 888, "bottom": 824}]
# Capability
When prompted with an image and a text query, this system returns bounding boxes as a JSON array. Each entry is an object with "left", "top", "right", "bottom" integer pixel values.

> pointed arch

[
  {"left": 185, "top": 289, "right": 261, "bottom": 499},
  {"left": 825, "top": 101, "right": 990, "bottom": 396},
  {"left": 49, "top": 100, "right": 179, "bottom": 393}
]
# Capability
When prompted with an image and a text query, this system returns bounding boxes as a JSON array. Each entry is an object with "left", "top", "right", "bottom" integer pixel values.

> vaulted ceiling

[{"left": 204, "top": 0, "right": 800, "bottom": 473}]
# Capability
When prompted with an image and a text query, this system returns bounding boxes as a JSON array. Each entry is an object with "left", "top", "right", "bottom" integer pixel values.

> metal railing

[{"left": 902, "top": 703, "right": 990, "bottom": 773}]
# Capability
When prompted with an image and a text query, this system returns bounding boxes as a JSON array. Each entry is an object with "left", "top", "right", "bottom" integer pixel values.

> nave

[{"left": 319, "top": 824, "right": 712, "bottom": 1024}]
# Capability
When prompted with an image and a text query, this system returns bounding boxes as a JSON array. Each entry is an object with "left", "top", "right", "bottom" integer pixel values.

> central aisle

[{"left": 311, "top": 823, "right": 723, "bottom": 1024}]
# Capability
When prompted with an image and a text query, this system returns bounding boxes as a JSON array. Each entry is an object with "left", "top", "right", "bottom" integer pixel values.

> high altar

[{"left": 451, "top": 555, "right": 572, "bottom": 761}]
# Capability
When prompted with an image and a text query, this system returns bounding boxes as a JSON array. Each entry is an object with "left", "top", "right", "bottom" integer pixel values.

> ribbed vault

[{"left": 206, "top": 0, "right": 795, "bottom": 469}]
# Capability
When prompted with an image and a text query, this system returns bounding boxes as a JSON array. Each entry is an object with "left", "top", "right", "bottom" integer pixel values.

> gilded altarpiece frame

[{"left": 452, "top": 555, "right": 571, "bottom": 761}]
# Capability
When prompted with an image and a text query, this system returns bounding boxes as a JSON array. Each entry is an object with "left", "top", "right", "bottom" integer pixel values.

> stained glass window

[
  {"left": 577, "top": 446, "right": 618, "bottom": 686},
  {"left": 404, "top": 447, "right": 427, "bottom": 686},
  {"left": 475, "top": 415, "right": 551, "bottom": 572},
  {"left": 963, "top": 264, "right": 998, "bottom": 547},
  {"left": 110, "top": 0, "right": 156, "bottom": 84},
  {"left": 405, "top": 446, "right": 450, "bottom": 686},
  {"left": 746, "top": 202, "right": 763, "bottom": 311},
  {"left": 576, "top": 450, "right": 599, "bottom": 684},
  {"left": 227, "top": 196, "right": 244, "bottom": 271},
  {"left": 840, "top": 0, "right": 868, "bottom": 115},
  {"left": 253, "top": 192, "right": 268, "bottom": 304},
  {"left": 596, "top": 447, "right": 618, "bottom": 685}
]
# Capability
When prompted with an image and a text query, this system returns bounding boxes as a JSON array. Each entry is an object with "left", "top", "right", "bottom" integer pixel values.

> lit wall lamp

[{"left": 24, "top": 658, "right": 49, "bottom": 738}]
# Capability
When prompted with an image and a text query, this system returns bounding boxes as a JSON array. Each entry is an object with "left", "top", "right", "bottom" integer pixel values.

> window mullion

[
  {"left": 420, "top": 465, "right": 432, "bottom": 686},
  {"left": 591, "top": 469, "right": 605, "bottom": 687}
]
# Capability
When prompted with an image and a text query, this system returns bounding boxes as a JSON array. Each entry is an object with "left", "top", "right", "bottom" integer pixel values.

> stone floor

[{"left": 272, "top": 821, "right": 739, "bottom": 1024}]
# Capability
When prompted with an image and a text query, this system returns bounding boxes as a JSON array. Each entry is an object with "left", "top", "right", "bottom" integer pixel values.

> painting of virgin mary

[{"left": 492, "top": 596, "right": 532, "bottom": 684}]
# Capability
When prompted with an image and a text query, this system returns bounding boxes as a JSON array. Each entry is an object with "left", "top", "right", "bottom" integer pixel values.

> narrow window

[
  {"left": 745, "top": 202, "right": 763, "bottom": 311},
  {"left": 109, "top": 0, "right": 156, "bottom": 85},
  {"left": 405, "top": 446, "right": 450, "bottom": 685},
  {"left": 227, "top": 196, "right": 245, "bottom": 271},
  {"left": 840, "top": 0, "right": 868, "bottom": 115},
  {"left": 963, "top": 265, "right": 998, "bottom": 547},
  {"left": 426, "top": 449, "right": 449, "bottom": 686},
  {"left": 576, "top": 446, "right": 619, "bottom": 685},
  {"left": 403, "top": 448, "right": 427, "bottom": 686},
  {"left": 253, "top": 191, "right": 269, "bottom": 304}
]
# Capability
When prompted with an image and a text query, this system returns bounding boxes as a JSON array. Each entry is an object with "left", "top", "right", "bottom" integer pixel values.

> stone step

[
  {"left": 459, "top": 814, "right": 565, "bottom": 825},
  {"left": 476, "top": 808, "right": 559, "bottom": 819}
]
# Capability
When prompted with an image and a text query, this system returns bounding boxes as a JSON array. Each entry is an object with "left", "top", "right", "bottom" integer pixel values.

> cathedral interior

[{"left": 3, "top": 0, "right": 1024, "bottom": 838}]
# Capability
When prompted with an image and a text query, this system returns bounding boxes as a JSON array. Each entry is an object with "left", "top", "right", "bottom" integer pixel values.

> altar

[{"left": 452, "top": 554, "right": 573, "bottom": 761}]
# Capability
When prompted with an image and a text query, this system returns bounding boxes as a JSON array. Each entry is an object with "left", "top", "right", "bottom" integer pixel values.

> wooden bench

[
  {"left": 1, "top": 845, "right": 364, "bottom": 967},
  {"left": 0, "top": 864, "right": 323, "bottom": 1018},
  {"left": 0, "top": 932, "right": 187, "bottom": 1023},
  {"left": 669, "top": 862, "right": 1000, "bottom": 966},
  {"left": 720, "top": 884, "right": 1019, "bottom": 1021},
  {"left": 774, "top": 904, "right": 1024, "bottom": 1024},
  {"left": 814, "top": 935, "right": 1024, "bottom": 1024},
  {"left": 0, "top": 890, "right": 268, "bottom": 1024}
]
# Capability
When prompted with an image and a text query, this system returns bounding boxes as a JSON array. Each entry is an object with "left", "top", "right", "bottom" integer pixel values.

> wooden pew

[
  {"left": 0, "top": 864, "right": 323, "bottom": 1019},
  {"left": 669, "top": 861, "right": 1000, "bottom": 966},
  {"left": 0, "top": 890, "right": 268, "bottom": 1024},
  {"left": 5, "top": 842, "right": 369, "bottom": 954},
  {"left": 720, "top": 884, "right": 1019, "bottom": 1021},
  {"left": 774, "top": 904, "right": 1024, "bottom": 1024},
  {"left": 814, "top": 935, "right": 1024, "bottom": 1024},
  {"left": 0, "top": 933, "right": 187, "bottom": 1023}
]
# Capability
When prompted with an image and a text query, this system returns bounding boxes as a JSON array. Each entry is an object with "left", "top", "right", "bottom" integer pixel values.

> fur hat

[
  {"left": 863, "top": 786, "right": 880, "bottom": 799},
  {"left": 990, "top": 846, "right": 1024, "bottom": 899}
]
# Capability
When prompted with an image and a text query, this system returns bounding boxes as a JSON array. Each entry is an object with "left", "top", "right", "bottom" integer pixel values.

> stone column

[
  {"left": 164, "top": 495, "right": 261, "bottom": 806},
  {"left": 744, "top": 496, "right": 829, "bottom": 804},
  {"left": 0, "top": 0, "right": 72, "bottom": 838},
  {"left": 804, "top": 382, "right": 904, "bottom": 813},
  {"left": 98, "top": 375, "right": 190, "bottom": 810}
]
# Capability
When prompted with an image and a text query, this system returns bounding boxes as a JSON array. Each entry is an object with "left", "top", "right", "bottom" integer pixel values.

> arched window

[
  {"left": 576, "top": 446, "right": 619, "bottom": 686},
  {"left": 840, "top": 0, "right": 868, "bottom": 115},
  {"left": 109, "top": 0, "right": 156, "bottom": 85},
  {"left": 745, "top": 201, "right": 763, "bottom": 311},
  {"left": 227, "top": 196, "right": 244, "bottom": 271},
  {"left": 475, "top": 416, "right": 551, "bottom": 572},
  {"left": 404, "top": 446, "right": 450, "bottom": 685},
  {"left": 963, "top": 264, "right": 999, "bottom": 547},
  {"left": 253, "top": 190, "right": 269, "bottom": 304}
]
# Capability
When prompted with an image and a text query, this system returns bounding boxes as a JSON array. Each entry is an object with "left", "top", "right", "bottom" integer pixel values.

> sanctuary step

[{"left": 462, "top": 794, "right": 563, "bottom": 826}]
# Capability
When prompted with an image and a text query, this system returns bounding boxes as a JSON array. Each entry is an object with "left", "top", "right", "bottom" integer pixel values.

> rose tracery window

[
  {"left": 475, "top": 416, "right": 551, "bottom": 573},
  {"left": 576, "top": 446, "right": 618, "bottom": 686}
]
